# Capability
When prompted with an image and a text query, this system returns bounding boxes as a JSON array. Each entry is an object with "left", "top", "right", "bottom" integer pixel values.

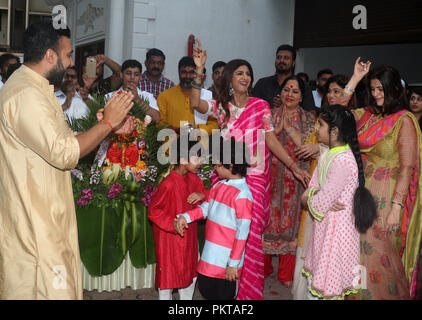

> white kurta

[{"left": 0, "top": 65, "right": 82, "bottom": 300}]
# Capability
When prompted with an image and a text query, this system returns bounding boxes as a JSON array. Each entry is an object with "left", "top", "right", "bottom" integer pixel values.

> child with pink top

[
  {"left": 301, "top": 105, "right": 377, "bottom": 300},
  {"left": 175, "top": 138, "right": 253, "bottom": 300}
]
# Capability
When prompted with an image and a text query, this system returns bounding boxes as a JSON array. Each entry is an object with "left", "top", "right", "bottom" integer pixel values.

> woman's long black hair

[
  {"left": 319, "top": 105, "right": 377, "bottom": 233},
  {"left": 217, "top": 59, "right": 254, "bottom": 123},
  {"left": 365, "top": 64, "right": 409, "bottom": 116}
]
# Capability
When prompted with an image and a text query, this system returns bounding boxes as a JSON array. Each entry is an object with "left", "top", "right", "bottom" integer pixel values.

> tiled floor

[{"left": 83, "top": 256, "right": 293, "bottom": 300}]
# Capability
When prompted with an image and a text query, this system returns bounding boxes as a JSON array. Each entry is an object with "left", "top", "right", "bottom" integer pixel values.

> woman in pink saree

[{"left": 189, "top": 40, "right": 310, "bottom": 300}]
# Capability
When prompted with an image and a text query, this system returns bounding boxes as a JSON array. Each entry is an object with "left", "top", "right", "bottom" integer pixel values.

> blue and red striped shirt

[{"left": 179, "top": 178, "right": 253, "bottom": 280}]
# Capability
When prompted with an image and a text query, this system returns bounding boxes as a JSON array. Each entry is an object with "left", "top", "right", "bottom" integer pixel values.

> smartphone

[{"left": 86, "top": 57, "right": 97, "bottom": 78}]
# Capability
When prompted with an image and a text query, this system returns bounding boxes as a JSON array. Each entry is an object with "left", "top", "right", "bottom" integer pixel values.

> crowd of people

[{"left": 0, "top": 20, "right": 421, "bottom": 301}]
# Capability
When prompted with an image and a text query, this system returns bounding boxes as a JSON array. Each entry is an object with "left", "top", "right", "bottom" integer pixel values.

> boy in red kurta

[{"left": 148, "top": 138, "right": 208, "bottom": 300}]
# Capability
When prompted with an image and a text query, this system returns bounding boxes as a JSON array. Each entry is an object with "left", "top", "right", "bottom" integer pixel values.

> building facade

[{"left": 43, "top": 0, "right": 296, "bottom": 88}]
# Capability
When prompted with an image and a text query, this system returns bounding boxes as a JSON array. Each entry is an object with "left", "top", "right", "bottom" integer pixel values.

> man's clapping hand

[{"left": 103, "top": 91, "right": 134, "bottom": 130}]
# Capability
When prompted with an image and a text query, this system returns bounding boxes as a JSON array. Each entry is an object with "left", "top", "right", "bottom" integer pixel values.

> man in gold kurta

[{"left": 0, "top": 21, "right": 134, "bottom": 300}]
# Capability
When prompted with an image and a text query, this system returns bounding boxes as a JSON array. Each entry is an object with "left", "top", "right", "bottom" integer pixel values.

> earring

[{"left": 229, "top": 84, "right": 235, "bottom": 96}]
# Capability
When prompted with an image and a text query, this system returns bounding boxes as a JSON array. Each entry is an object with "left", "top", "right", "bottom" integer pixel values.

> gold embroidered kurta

[{"left": 0, "top": 65, "right": 82, "bottom": 300}]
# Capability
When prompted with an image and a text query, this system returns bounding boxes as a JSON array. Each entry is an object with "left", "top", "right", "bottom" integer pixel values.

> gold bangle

[
  {"left": 287, "top": 160, "right": 295, "bottom": 169},
  {"left": 286, "top": 127, "right": 294, "bottom": 136}
]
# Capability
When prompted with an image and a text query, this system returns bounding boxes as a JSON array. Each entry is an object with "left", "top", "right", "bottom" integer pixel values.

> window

[
  {"left": 75, "top": 39, "right": 105, "bottom": 82},
  {"left": 294, "top": 0, "right": 422, "bottom": 48},
  {"left": 0, "top": 0, "right": 51, "bottom": 52}
]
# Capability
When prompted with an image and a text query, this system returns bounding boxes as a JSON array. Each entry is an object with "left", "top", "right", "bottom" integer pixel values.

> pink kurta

[{"left": 303, "top": 146, "right": 360, "bottom": 299}]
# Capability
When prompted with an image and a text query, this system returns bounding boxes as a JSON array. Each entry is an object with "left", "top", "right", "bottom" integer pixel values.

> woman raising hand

[{"left": 190, "top": 39, "right": 310, "bottom": 300}]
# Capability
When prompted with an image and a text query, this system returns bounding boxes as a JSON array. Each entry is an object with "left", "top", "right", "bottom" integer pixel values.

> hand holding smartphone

[{"left": 86, "top": 57, "right": 97, "bottom": 78}]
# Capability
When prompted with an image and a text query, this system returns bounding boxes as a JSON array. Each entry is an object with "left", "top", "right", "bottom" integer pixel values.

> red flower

[
  {"left": 107, "top": 142, "right": 123, "bottom": 164},
  {"left": 124, "top": 144, "right": 139, "bottom": 167}
]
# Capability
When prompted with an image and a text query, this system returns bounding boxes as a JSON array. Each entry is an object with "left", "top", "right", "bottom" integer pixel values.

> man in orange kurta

[{"left": 157, "top": 56, "right": 219, "bottom": 135}]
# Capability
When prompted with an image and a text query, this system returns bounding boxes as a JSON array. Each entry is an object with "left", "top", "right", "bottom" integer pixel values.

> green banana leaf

[
  {"left": 129, "top": 204, "right": 156, "bottom": 268},
  {"left": 76, "top": 205, "right": 125, "bottom": 276},
  {"left": 77, "top": 201, "right": 157, "bottom": 277}
]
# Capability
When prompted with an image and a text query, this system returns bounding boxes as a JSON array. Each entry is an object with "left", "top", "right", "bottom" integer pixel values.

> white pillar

[{"left": 105, "top": 0, "right": 126, "bottom": 66}]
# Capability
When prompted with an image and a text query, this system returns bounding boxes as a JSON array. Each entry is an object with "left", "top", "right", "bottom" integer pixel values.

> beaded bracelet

[
  {"left": 344, "top": 85, "right": 355, "bottom": 94},
  {"left": 190, "top": 80, "right": 202, "bottom": 90},
  {"left": 286, "top": 156, "right": 295, "bottom": 169},
  {"left": 194, "top": 71, "right": 206, "bottom": 80},
  {"left": 286, "top": 127, "right": 294, "bottom": 136}
]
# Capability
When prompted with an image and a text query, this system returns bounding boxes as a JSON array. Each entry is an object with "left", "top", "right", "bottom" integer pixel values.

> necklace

[
  {"left": 284, "top": 106, "right": 298, "bottom": 121},
  {"left": 232, "top": 95, "right": 248, "bottom": 108}
]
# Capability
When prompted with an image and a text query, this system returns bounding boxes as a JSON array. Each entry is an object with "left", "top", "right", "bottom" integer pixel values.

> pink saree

[{"left": 209, "top": 97, "right": 272, "bottom": 300}]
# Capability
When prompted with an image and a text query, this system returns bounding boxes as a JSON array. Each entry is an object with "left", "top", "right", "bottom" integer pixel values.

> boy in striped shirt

[{"left": 175, "top": 138, "right": 253, "bottom": 300}]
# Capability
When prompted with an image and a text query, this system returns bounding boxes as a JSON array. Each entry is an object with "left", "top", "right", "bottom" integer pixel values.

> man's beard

[
  {"left": 317, "top": 84, "right": 325, "bottom": 93},
  {"left": 47, "top": 56, "right": 66, "bottom": 87},
  {"left": 180, "top": 79, "right": 193, "bottom": 89},
  {"left": 276, "top": 63, "right": 294, "bottom": 75}
]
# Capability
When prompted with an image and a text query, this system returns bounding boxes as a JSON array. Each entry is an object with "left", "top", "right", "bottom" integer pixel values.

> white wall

[
  {"left": 131, "top": 0, "right": 295, "bottom": 88},
  {"left": 298, "top": 43, "right": 422, "bottom": 85},
  {"left": 67, "top": 0, "right": 295, "bottom": 87},
  {"left": 72, "top": 0, "right": 106, "bottom": 46}
]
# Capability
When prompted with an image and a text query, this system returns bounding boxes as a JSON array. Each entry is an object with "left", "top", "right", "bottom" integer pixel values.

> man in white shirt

[
  {"left": 55, "top": 66, "right": 91, "bottom": 123},
  {"left": 312, "top": 68, "right": 333, "bottom": 108},
  {"left": 55, "top": 87, "right": 90, "bottom": 122},
  {"left": 105, "top": 59, "right": 160, "bottom": 123}
]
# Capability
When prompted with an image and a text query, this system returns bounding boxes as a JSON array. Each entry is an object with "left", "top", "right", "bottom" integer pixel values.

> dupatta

[
  {"left": 356, "top": 108, "right": 422, "bottom": 295},
  {"left": 211, "top": 97, "right": 272, "bottom": 300}
]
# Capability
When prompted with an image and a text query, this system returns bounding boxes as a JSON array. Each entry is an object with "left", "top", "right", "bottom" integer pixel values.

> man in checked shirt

[{"left": 140, "top": 48, "right": 175, "bottom": 99}]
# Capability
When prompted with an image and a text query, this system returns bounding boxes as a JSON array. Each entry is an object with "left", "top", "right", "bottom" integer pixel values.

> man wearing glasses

[
  {"left": 157, "top": 56, "right": 218, "bottom": 135},
  {"left": 140, "top": 48, "right": 175, "bottom": 99},
  {"left": 54, "top": 66, "right": 91, "bottom": 123}
]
